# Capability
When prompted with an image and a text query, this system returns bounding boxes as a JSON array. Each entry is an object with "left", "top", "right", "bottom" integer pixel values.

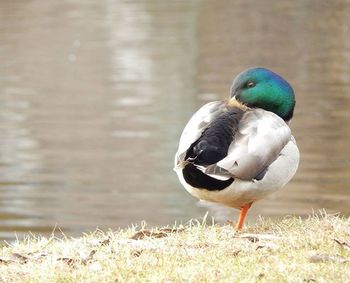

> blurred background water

[{"left": 0, "top": 0, "right": 349, "bottom": 241}]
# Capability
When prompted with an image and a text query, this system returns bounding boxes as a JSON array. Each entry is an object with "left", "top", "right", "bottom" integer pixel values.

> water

[{"left": 0, "top": 0, "right": 349, "bottom": 241}]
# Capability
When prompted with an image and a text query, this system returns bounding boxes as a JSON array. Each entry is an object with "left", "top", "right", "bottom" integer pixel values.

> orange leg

[{"left": 234, "top": 203, "right": 252, "bottom": 230}]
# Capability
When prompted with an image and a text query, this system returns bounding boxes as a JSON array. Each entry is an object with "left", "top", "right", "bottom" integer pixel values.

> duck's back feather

[
  {"left": 185, "top": 107, "right": 244, "bottom": 166},
  {"left": 175, "top": 101, "right": 227, "bottom": 165},
  {"left": 175, "top": 103, "right": 292, "bottom": 185},
  {"left": 205, "top": 109, "right": 291, "bottom": 180}
]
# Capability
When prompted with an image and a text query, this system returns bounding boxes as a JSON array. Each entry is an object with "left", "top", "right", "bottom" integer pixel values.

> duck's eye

[{"left": 247, "top": 81, "right": 256, "bottom": 88}]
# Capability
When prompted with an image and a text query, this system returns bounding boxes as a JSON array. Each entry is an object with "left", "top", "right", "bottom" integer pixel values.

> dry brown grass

[{"left": 1, "top": 212, "right": 350, "bottom": 282}]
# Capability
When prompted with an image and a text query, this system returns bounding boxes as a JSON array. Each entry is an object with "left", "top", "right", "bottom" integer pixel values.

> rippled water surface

[{"left": 0, "top": 0, "right": 350, "bottom": 241}]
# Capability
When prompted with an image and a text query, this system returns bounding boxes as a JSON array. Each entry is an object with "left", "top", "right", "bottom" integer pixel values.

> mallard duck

[{"left": 174, "top": 67, "right": 299, "bottom": 230}]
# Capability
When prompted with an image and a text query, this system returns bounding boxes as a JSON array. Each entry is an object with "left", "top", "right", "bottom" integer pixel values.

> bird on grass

[{"left": 174, "top": 67, "right": 299, "bottom": 230}]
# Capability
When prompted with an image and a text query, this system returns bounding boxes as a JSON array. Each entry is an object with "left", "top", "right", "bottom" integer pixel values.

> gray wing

[
  {"left": 174, "top": 101, "right": 227, "bottom": 167},
  {"left": 204, "top": 109, "right": 291, "bottom": 180}
]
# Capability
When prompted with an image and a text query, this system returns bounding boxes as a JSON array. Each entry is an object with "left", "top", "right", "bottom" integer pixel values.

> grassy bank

[{"left": 0, "top": 213, "right": 350, "bottom": 282}]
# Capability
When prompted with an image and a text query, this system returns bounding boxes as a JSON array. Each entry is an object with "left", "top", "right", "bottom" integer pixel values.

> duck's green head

[{"left": 230, "top": 67, "right": 295, "bottom": 121}]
